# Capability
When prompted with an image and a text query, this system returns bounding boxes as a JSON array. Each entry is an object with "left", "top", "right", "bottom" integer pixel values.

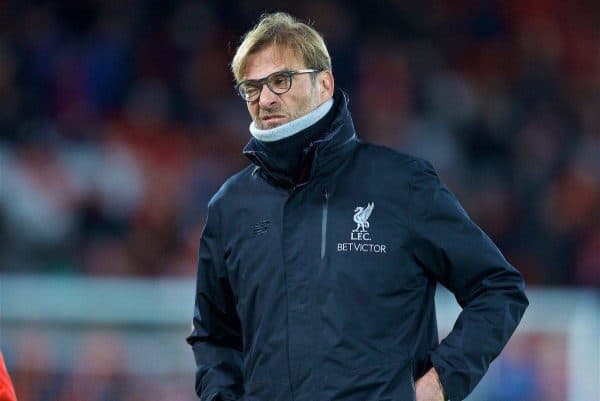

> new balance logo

[{"left": 251, "top": 220, "right": 270, "bottom": 236}]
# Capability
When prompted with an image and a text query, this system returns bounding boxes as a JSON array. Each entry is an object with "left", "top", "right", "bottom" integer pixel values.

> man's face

[{"left": 242, "top": 45, "right": 325, "bottom": 129}]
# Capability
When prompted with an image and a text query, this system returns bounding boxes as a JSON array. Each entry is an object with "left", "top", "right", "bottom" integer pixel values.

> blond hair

[{"left": 231, "top": 12, "right": 332, "bottom": 83}]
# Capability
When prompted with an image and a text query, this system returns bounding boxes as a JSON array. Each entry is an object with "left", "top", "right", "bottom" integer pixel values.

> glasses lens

[
  {"left": 238, "top": 83, "right": 260, "bottom": 101},
  {"left": 268, "top": 72, "right": 291, "bottom": 94}
]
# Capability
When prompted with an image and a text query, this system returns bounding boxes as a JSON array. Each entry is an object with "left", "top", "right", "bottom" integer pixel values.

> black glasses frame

[{"left": 235, "top": 69, "right": 321, "bottom": 102}]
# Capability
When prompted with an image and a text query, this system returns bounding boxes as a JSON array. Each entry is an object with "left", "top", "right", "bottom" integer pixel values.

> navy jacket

[{"left": 187, "top": 91, "right": 528, "bottom": 401}]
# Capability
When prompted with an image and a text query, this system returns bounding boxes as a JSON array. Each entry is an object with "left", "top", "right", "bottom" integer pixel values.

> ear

[{"left": 319, "top": 70, "right": 335, "bottom": 100}]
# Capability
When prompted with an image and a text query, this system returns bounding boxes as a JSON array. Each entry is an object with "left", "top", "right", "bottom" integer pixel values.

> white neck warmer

[{"left": 249, "top": 98, "right": 334, "bottom": 142}]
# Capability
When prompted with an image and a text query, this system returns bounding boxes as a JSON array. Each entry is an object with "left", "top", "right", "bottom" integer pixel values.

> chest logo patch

[
  {"left": 251, "top": 220, "right": 270, "bottom": 237},
  {"left": 352, "top": 202, "right": 374, "bottom": 239},
  {"left": 338, "top": 202, "right": 387, "bottom": 254}
]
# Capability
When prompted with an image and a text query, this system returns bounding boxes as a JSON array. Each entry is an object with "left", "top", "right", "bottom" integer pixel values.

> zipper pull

[{"left": 322, "top": 187, "right": 329, "bottom": 200}]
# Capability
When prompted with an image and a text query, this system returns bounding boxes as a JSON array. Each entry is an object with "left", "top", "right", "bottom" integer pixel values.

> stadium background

[{"left": 0, "top": 1, "right": 598, "bottom": 400}]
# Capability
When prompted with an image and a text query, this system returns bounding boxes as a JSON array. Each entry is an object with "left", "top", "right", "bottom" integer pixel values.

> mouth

[{"left": 261, "top": 114, "right": 287, "bottom": 124}]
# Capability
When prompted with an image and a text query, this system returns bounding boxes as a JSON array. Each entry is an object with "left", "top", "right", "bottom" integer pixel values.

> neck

[{"left": 249, "top": 98, "right": 334, "bottom": 142}]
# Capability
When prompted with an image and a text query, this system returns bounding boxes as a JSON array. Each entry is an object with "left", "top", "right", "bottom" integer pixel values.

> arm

[
  {"left": 186, "top": 201, "right": 243, "bottom": 401},
  {"left": 408, "top": 159, "right": 529, "bottom": 401}
]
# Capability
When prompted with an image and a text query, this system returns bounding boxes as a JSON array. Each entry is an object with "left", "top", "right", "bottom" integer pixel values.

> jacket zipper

[{"left": 321, "top": 187, "right": 329, "bottom": 259}]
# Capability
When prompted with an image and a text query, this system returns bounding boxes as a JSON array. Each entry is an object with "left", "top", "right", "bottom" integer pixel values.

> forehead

[{"left": 243, "top": 44, "right": 306, "bottom": 80}]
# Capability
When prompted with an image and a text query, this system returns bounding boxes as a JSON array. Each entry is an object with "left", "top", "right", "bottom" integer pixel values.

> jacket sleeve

[
  {"left": 186, "top": 201, "right": 243, "bottom": 401},
  {"left": 407, "top": 159, "right": 529, "bottom": 401}
]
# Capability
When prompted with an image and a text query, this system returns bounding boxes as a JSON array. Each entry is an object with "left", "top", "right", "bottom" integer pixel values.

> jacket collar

[{"left": 243, "top": 89, "right": 357, "bottom": 189}]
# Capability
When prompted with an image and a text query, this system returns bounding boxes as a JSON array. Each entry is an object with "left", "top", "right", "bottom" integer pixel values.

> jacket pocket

[
  {"left": 243, "top": 379, "right": 287, "bottom": 401},
  {"left": 319, "top": 361, "right": 415, "bottom": 401}
]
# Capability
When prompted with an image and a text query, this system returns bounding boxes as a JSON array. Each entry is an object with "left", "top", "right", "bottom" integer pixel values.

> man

[{"left": 187, "top": 12, "right": 528, "bottom": 401}]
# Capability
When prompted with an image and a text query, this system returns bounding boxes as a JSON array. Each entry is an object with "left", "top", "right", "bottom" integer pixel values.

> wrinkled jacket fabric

[{"left": 187, "top": 90, "right": 528, "bottom": 401}]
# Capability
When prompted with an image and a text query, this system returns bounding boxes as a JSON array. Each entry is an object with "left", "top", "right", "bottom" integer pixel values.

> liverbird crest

[{"left": 352, "top": 202, "right": 374, "bottom": 233}]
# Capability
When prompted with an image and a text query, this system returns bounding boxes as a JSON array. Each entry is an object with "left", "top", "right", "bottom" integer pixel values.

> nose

[{"left": 258, "top": 83, "right": 279, "bottom": 108}]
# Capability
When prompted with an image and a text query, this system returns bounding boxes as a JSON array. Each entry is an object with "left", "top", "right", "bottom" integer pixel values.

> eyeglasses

[{"left": 235, "top": 69, "right": 321, "bottom": 102}]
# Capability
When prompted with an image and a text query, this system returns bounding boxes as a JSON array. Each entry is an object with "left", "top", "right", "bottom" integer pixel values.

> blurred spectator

[{"left": 0, "top": 351, "right": 17, "bottom": 401}]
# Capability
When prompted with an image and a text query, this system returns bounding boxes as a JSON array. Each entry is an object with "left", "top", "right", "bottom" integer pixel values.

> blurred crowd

[
  {"left": 6, "top": 329, "right": 571, "bottom": 401},
  {"left": 0, "top": 0, "right": 599, "bottom": 285}
]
